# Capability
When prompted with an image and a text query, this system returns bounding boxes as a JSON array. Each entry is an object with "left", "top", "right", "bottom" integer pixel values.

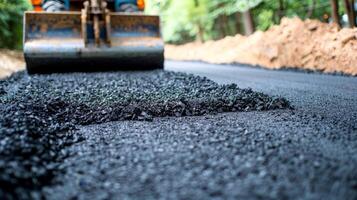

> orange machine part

[
  {"left": 137, "top": 0, "right": 145, "bottom": 10},
  {"left": 31, "top": 0, "right": 43, "bottom": 11}
]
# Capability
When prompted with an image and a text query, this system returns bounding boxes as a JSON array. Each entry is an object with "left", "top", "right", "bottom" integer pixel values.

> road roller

[{"left": 24, "top": 0, "right": 164, "bottom": 73}]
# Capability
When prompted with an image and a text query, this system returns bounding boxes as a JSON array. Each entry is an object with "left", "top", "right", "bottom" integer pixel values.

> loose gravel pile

[
  {"left": 0, "top": 104, "right": 83, "bottom": 199},
  {"left": 0, "top": 70, "right": 290, "bottom": 198},
  {"left": 1, "top": 71, "right": 290, "bottom": 123}
]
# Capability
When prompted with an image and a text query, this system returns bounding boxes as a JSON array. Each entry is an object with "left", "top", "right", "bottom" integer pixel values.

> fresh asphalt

[
  {"left": 43, "top": 61, "right": 357, "bottom": 199},
  {"left": 0, "top": 65, "right": 288, "bottom": 199},
  {"left": 166, "top": 61, "right": 357, "bottom": 126}
]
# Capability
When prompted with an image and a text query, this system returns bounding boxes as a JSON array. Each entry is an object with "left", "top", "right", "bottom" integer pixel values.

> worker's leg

[
  {"left": 115, "top": 0, "right": 138, "bottom": 12},
  {"left": 42, "top": 0, "right": 66, "bottom": 12}
]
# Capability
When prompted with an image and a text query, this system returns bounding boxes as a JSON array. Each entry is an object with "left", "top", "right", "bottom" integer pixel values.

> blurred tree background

[
  {"left": 0, "top": 0, "right": 355, "bottom": 49},
  {"left": 146, "top": 0, "right": 356, "bottom": 44},
  {"left": 0, "top": 0, "right": 31, "bottom": 49}
]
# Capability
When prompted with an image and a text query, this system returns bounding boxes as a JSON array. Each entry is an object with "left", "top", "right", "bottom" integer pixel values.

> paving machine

[{"left": 24, "top": 0, "right": 164, "bottom": 73}]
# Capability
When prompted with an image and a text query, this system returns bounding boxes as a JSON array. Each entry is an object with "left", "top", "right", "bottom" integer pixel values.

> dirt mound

[
  {"left": 0, "top": 49, "right": 25, "bottom": 79},
  {"left": 166, "top": 17, "right": 357, "bottom": 76}
]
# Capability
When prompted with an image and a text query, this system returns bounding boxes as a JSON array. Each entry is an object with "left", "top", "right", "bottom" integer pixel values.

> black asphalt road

[
  {"left": 0, "top": 67, "right": 289, "bottom": 199},
  {"left": 42, "top": 61, "right": 357, "bottom": 199}
]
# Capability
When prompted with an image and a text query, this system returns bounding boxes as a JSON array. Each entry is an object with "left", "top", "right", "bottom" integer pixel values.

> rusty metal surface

[
  {"left": 23, "top": 11, "right": 164, "bottom": 73},
  {"left": 24, "top": 12, "right": 82, "bottom": 40},
  {"left": 110, "top": 13, "right": 161, "bottom": 37}
]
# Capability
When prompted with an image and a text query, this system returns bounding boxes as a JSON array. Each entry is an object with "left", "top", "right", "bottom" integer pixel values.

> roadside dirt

[
  {"left": 166, "top": 17, "right": 357, "bottom": 76},
  {"left": 0, "top": 49, "right": 25, "bottom": 79}
]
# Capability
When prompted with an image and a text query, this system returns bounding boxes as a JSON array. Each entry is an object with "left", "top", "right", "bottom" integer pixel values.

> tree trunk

[
  {"left": 219, "top": 15, "right": 227, "bottom": 38},
  {"left": 243, "top": 10, "right": 255, "bottom": 35},
  {"left": 330, "top": 0, "right": 341, "bottom": 27},
  {"left": 351, "top": 0, "right": 356, "bottom": 26},
  {"left": 235, "top": 12, "right": 243, "bottom": 35},
  {"left": 214, "top": 19, "right": 223, "bottom": 39},
  {"left": 343, "top": 0, "right": 356, "bottom": 27},
  {"left": 196, "top": 24, "right": 204, "bottom": 43},
  {"left": 306, "top": 0, "right": 316, "bottom": 18},
  {"left": 277, "top": 0, "right": 284, "bottom": 23},
  {"left": 222, "top": 14, "right": 230, "bottom": 36}
]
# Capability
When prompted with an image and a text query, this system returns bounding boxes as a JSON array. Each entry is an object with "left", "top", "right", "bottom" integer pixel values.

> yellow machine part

[{"left": 23, "top": 9, "right": 164, "bottom": 73}]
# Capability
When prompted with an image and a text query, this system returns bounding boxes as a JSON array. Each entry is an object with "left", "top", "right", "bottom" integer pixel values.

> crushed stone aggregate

[
  {"left": 44, "top": 111, "right": 357, "bottom": 200},
  {"left": 0, "top": 70, "right": 290, "bottom": 199}
]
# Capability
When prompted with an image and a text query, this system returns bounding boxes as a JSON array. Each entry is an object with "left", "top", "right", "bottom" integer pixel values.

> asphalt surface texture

[
  {"left": 1, "top": 61, "right": 357, "bottom": 199},
  {"left": 0, "top": 68, "right": 288, "bottom": 199}
]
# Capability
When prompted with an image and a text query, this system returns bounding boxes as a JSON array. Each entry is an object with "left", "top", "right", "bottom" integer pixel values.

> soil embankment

[
  {"left": 166, "top": 17, "right": 357, "bottom": 76},
  {"left": 0, "top": 49, "right": 25, "bottom": 78}
]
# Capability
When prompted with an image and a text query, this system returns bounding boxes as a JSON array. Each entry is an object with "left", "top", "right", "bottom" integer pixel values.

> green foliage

[
  {"left": 147, "top": 0, "right": 211, "bottom": 43},
  {"left": 0, "top": 0, "right": 31, "bottom": 49},
  {"left": 0, "top": 0, "right": 343, "bottom": 48},
  {"left": 147, "top": 0, "right": 264, "bottom": 43},
  {"left": 147, "top": 0, "right": 337, "bottom": 44},
  {"left": 209, "top": 0, "right": 263, "bottom": 17},
  {"left": 254, "top": 0, "right": 332, "bottom": 31}
]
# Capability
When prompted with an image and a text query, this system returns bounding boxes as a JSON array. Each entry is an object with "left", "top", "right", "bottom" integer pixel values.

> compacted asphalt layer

[{"left": 1, "top": 61, "right": 357, "bottom": 199}]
